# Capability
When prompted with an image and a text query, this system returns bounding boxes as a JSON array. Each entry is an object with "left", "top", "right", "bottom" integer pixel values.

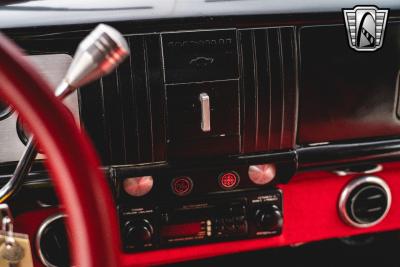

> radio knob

[
  {"left": 124, "top": 219, "right": 154, "bottom": 247},
  {"left": 248, "top": 164, "right": 276, "bottom": 185},
  {"left": 254, "top": 205, "right": 283, "bottom": 231}
]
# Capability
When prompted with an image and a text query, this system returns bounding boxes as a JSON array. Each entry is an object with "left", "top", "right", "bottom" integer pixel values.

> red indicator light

[
  {"left": 171, "top": 176, "right": 193, "bottom": 196},
  {"left": 219, "top": 171, "right": 240, "bottom": 190}
]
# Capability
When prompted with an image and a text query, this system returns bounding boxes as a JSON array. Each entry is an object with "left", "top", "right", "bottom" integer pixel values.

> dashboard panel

[
  {"left": 299, "top": 22, "right": 400, "bottom": 144},
  {"left": 4, "top": 15, "right": 400, "bottom": 170},
  {"left": 1, "top": 1, "right": 400, "bottom": 266}
]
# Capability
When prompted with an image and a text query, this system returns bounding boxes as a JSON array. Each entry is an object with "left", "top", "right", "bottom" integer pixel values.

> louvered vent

[
  {"left": 80, "top": 35, "right": 166, "bottom": 165},
  {"left": 239, "top": 27, "right": 297, "bottom": 153},
  {"left": 347, "top": 184, "right": 388, "bottom": 224},
  {"left": 37, "top": 215, "right": 70, "bottom": 267},
  {"left": 339, "top": 176, "right": 391, "bottom": 227}
]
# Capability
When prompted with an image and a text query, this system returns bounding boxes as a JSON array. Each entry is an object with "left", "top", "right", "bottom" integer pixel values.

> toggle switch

[{"left": 199, "top": 92, "right": 211, "bottom": 132}]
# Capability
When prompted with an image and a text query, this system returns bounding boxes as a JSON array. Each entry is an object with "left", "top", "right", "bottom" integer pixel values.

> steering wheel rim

[{"left": 0, "top": 33, "right": 121, "bottom": 266}]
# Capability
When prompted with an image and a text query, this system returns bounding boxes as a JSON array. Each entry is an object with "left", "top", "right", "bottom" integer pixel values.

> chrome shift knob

[
  {"left": 1, "top": 24, "right": 130, "bottom": 204},
  {"left": 56, "top": 23, "right": 130, "bottom": 98}
]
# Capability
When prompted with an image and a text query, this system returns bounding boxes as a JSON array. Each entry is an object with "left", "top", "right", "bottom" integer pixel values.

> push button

[
  {"left": 218, "top": 171, "right": 240, "bottom": 190},
  {"left": 171, "top": 176, "right": 193, "bottom": 196}
]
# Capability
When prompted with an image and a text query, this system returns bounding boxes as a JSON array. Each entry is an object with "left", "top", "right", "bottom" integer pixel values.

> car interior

[{"left": 0, "top": 1, "right": 400, "bottom": 266}]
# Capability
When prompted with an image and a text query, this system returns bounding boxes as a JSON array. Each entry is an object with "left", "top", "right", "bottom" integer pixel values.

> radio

[{"left": 120, "top": 189, "right": 283, "bottom": 251}]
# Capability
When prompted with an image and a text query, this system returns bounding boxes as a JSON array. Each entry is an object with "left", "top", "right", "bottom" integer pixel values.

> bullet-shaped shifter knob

[{"left": 56, "top": 24, "right": 130, "bottom": 98}]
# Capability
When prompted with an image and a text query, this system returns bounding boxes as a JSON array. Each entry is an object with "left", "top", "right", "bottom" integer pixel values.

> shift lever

[
  {"left": 0, "top": 24, "right": 130, "bottom": 202},
  {"left": 55, "top": 23, "right": 129, "bottom": 98}
]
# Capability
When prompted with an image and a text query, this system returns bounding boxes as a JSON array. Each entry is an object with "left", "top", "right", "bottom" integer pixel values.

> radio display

[{"left": 161, "top": 222, "right": 204, "bottom": 238}]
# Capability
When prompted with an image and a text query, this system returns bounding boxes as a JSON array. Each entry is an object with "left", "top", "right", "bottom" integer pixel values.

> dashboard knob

[
  {"left": 124, "top": 220, "right": 154, "bottom": 247},
  {"left": 123, "top": 176, "right": 154, "bottom": 197},
  {"left": 254, "top": 205, "right": 283, "bottom": 231},
  {"left": 248, "top": 164, "right": 276, "bottom": 185}
]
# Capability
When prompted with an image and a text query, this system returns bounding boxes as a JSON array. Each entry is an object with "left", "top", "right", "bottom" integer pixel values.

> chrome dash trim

[
  {"left": 338, "top": 176, "right": 391, "bottom": 228},
  {"left": 35, "top": 213, "right": 67, "bottom": 267}
]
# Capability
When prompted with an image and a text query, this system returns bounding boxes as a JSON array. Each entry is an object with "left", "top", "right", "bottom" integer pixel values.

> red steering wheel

[{"left": 0, "top": 34, "right": 121, "bottom": 266}]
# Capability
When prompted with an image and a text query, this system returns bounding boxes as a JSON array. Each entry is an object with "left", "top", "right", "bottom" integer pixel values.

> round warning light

[
  {"left": 171, "top": 176, "right": 193, "bottom": 196},
  {"left": 218, "top": 171, "right": 240, "bottom": 190}
]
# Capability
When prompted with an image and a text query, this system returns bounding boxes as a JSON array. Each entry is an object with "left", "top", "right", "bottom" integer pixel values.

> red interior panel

[{"left": 15, "top": 162, "right": 400, "bottom": 266}]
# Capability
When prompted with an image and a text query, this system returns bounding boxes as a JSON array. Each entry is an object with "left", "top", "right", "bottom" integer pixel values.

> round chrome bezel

[
  {"left": 36, "top": 213, "right": 67, "bottom": 267},
  {"left": 338, "top": 176, "right": 391, "bottom": 228}
]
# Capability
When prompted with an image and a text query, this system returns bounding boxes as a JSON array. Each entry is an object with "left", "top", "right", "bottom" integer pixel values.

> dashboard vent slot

[
  {"left": 239, "top": 27, "right": 297, "bottom": 153},
  {"left": 347, "top": 184, "right": 388, "bottom": 224},
  {"left": 339, "top": 176, "right": 391, "bottom": 228},
  {"left": 80, "top": 35, "right": 166, "bottom": 165},
  {"left": 36, "top": 214, "right": 70, "bottom": 267}
]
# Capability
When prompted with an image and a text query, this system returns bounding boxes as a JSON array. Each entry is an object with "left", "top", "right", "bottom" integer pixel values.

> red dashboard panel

[
  {"left": 15, "top": 208, "right": 58, "bottom": 267},
  {"left": 15, "top": 162, "right": 400, "bottom": 266},
  {"left": 121, "top": 162, "right": 400, "bottom": 266}
]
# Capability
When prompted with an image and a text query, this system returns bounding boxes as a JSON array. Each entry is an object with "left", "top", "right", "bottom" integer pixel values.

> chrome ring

[
  {"left": 333, "top": 164, "right": 383, "bottom": 176},
  {"left": 338, "top": 176, "right": 391, "bottom": 228},
  {"left": 36, "top": 213, "right": 67, "bottom": 267}
]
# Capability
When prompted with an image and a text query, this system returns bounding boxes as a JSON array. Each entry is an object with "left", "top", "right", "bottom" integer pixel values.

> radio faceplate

[{"left": 120, "top": 189, "right": 283, "bottom": 251}]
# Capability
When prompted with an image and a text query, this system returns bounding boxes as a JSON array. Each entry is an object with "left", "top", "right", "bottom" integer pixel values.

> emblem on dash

[
  {"left": 189, "top": 56, "right": 215, "bottom": 68},
  {"left": 343, "top": 6, "right": 389, "bottom": 52}
]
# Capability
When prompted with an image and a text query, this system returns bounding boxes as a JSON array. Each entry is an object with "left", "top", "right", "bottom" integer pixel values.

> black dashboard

[
  {"left": 1, "top": 1, "right": 400, "bottom": 264},
  {"left": 4, "top": 14, "right": 400, "bottom": 170}
]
